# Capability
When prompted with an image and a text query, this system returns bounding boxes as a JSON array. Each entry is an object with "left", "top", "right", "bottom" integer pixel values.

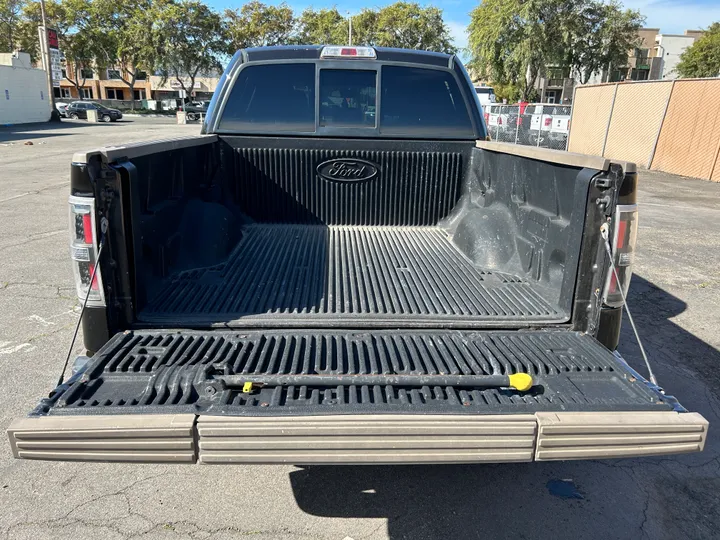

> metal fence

[
  {"left": 484, "top": 103, "right": 571, "bottom": 151},
  {"left": 569, "top": 78, "right": 720, "bottom": 181}
]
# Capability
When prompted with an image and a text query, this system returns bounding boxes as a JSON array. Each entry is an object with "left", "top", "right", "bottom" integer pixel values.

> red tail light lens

[
  {"left": 82, "top": 213, "right": 93, "bottom": 244},
  {"left": 603, "top": 204, "right": 638, "bottom": 308}
]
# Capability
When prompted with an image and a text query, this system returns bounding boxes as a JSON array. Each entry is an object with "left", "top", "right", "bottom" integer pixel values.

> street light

[
  {"left": 347, "top": 11, "right": 352, "bottom": 46},
  {"left": 38, "top": 0, "right": 59, "bottom": 120}
]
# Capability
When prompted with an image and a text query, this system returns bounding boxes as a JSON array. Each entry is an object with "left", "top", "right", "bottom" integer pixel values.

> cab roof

[{"left": 240, "top": 45, "right": 454, "bottom": 68}]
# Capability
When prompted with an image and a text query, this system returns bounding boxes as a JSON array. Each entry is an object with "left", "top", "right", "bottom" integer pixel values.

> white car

[
  {"left": 474, "top": 86, "right": 496, "bottom": 107},
  {"left": 55, "top": 102, "right": 69, "bottom": 118}
]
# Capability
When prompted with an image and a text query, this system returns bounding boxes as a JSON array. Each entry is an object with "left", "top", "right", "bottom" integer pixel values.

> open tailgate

[{"left": 8, "top": 329, "right": 707, "bottom": 464}]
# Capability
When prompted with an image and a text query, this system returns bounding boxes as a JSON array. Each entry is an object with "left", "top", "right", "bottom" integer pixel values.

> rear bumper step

[{"left": 9, "top": 411, "right": 707, "bottom": 464}]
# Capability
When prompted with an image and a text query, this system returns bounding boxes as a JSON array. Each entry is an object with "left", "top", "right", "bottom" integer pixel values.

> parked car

[
  {"left": 8, "top": 45, "right": 707, "bottom": 466},
  {"left": 55, "top": 102, "right": 69, "bottom": 118},
  {"left": 474, "top": 85, "right": 496, "bottom": 107},
  {"left": 183, "top": 100, "right": 210, "bottom": 121},
  {"left": 527, "top": 104, "right": 571, "bottom": 149},
  {"left": 66, "top": 101, "right": 123, "bottom": 122}
]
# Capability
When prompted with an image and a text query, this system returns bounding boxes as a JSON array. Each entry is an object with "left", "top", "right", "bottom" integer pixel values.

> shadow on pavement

[
  {"left": 0, "top": 120, "right": 119, "bottom": 143},
  {"left": 288, "top": 273, "right": 720, "bottom": 540}
]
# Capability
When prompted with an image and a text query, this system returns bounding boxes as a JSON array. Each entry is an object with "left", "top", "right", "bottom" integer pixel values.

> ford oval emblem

[{"left": 316, "top": 158, "right": 379, "bottom": 183}]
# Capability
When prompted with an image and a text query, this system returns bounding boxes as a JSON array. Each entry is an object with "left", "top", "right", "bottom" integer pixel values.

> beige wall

[
  {"left": 651, "top": 80, "right": 720, "bottom": 180},
  {"left": 569, "top": 78, "right": 720, "bottom": 181},
  {"left": 603, "top": 81, "right": 673, "bottom": 167},
  {"left": 566, "top": 84, "right": 616, "bottom": 156}
]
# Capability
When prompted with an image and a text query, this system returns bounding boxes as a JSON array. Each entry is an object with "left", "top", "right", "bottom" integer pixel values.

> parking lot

[{"left": 0, "top": 117, "right": 719, "bottom": 540}]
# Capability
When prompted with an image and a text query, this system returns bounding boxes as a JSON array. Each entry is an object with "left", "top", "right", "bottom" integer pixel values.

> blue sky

[{"left": 208, "top": 1, "right": 720, "bottom": 52}]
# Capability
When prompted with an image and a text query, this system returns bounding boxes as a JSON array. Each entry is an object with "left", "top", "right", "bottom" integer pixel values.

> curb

[{"left": 122, "top": 114, "right": 176, "bottom": 118}]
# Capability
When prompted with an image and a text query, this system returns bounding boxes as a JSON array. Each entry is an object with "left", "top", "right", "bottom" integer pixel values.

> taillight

[
  {"left": 320, "top": 46, "right": 376, "bottom": 59},
  {"left": 484, "top": 112, "right": 489, "bottom": 125},
  {"left": 603, "top": 204, "right": 638, "bottom": 307},
  {"left": 544, "top": 117, "right": 552, "bottom": 127},
  {"left": 69, "top": 195, "right": 105, "bottom": 306}
]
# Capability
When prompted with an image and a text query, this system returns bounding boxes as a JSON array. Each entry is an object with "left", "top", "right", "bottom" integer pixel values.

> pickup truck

[{"left": 8, "top": 46, "right": 707, "bottom": 465}]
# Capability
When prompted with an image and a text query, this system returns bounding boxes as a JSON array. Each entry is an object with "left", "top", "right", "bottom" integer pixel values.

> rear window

[
  {"left": 380, "top": 67, "right": 473, "bottom": 137},
  {"left": 218, "top": 62, "right": 475, "bottom": 137},
  {"left": 219, "top": 63, "right": 315, "bottom": 132},
  {"left": 320, "top": 70, "right": 376, "bottom": 128}
]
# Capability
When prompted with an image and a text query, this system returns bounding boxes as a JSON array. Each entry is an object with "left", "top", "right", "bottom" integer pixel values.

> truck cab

[{"left": 8, "top": 46, "right": 707, "bottom": 465}]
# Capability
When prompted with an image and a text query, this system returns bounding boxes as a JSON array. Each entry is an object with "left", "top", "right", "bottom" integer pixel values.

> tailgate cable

[
  {"left": 56, "top": 217, "right": 108, "bottom": 388},
  {"left": 600, "top": 223, "right": 659, "bottom": 387}
]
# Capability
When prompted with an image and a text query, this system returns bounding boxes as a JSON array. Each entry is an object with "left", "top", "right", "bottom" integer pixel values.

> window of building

[
  {"left": 136, "top": 71, "right": 147, "bottom": 81},
  {"left": 61, "top": 69, "right": 67, "bottom": 79},
  {"left": 133, "top": 89, "right": 147, "bottom": 100},
  {"left": 81, "top": 88, "right": 93, "bottom": 99},
  {"left": 107, "top": 69, "right": 122, "bottom": 80},
  {"left": 81, "top": 68, "right": 94, "bottom": 79},
  {"left": 60, "top": 87, "right": 71, "bottom": 98},
  {"left": 106, "top": 88, "right": 124, "bottom": 100}
]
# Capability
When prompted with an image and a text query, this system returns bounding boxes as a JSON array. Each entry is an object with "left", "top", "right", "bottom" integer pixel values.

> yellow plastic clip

[
  {"left": 242, "top": 382, "right": 254, "bottom": 394},
  {"left": 508, "top": 373, "right": 533, "bottom": 392}
]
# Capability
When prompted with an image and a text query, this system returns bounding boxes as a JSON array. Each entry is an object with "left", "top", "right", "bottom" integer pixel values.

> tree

[
  {"left": 0, "top": 0, "right": 24, "bottom": 52},
  {"left": 348, "top": 9, "right": 379, "bottom": 46},
  {"left": 225, "top": 1, "right": 295, "bottom": 51},
  {"left": 14, "top": 0, "right": 67, "bottom": 64},
  {"left": 372, "top": 2, "right": 455, "bottom": 53},
  {"left": 57, "top": 0, "right": 103, "bottom": 99},
  {"left": 468, "top": 0, "right": 644, "bottom": 99},
  {"left": 468, "top": 0, "right": 557, "bottom": 101},
  {"left": 677, "top": 23, "right": 720, "bottom": 78},
  {"left": 16, "top": 0, "right": 99, "bottom": 97},
  {"left": 89, "top": 0, "right": 154, "bottom": 108},
  {"left": 562, "top": 1, "right": 644, "bottom": 84},
  {"left": 152, "top": 0, "right": 225, "bottom": 103},
  {"left": 296, "top": 7, "right": 347, "bottom": 45}
]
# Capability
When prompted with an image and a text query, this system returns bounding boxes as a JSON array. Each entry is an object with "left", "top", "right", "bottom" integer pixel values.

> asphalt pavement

[{"left": 0, "top": 118, "right": 719, "bottom": 540}]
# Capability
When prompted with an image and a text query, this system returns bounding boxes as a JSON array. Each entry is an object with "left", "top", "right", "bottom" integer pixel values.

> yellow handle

[{"left": 508, "top": 373, "right": 533, "bottom": 392}]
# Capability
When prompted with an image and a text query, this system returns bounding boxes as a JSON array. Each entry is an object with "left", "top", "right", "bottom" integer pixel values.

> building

[
  {"left": 535, "top": 67, "right": 574, "bottom": 104},
  {"left": 585, "top": 28, "right": 704, "bottom": 84},
  {"left": 0, "top": 51, "right": 51, "bottom": 125},
  {"left": 55, "top": 63, "right": 153, "bottom": 102},
  {"left": 652, "top": 31, "right": 702, "bottom": 79},
  {"left": 55, "top": 62, "right": 220, "bottom": 105},
  {"left": 149, "top": 75, "right": 218, "bottom": 102},
  {"left": 624, "top": 28, "right": 659, "bottom": 81}
]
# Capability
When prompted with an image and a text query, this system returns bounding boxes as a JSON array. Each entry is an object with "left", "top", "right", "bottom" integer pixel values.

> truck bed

[
  {"left": 139, "top": 225, "right": 563, "bottom": 326},
  {"left": 124, "top": 137, "right": 594, "bottom": 329}
]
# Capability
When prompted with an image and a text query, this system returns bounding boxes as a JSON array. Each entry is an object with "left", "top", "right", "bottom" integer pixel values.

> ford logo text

[{"left": 316, "top": 159, "right": 379, "bottom": 183}]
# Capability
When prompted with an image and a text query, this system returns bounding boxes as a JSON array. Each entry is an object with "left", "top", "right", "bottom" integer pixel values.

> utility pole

[
  {"left": 347, "top": 11, "right": 352, "bottom": 46},
  {"left": 38, "top": 0, "right": 59, "bottom": 120}
]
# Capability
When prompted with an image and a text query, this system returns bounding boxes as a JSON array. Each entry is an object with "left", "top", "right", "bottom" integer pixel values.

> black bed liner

[
  {"left": 139, "top": 225, "right": 564, "bottom": 327},
  {"left": 34, "top": 329, "right": 673, "bottom": 418}
]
